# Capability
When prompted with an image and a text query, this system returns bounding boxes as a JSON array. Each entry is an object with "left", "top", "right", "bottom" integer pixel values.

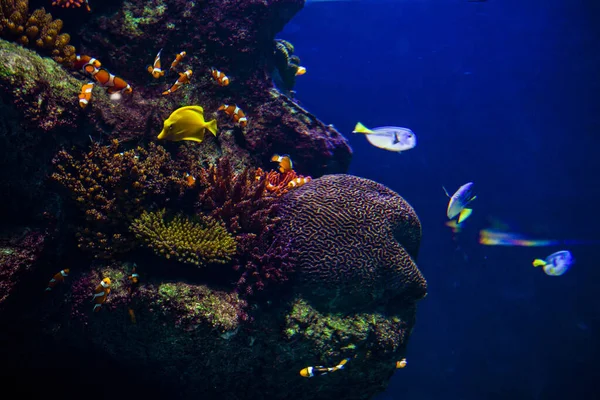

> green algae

[
  {"left": 157, "top": 282, "right": 243, "bottom": 332},
  {"left": 122, "top": 0, "right": 168, "bottom": 37}
]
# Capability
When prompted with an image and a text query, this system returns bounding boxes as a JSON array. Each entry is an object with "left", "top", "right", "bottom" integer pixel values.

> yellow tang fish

[{"left": 157, "top": 106, "right": 218, "bottom": 143}]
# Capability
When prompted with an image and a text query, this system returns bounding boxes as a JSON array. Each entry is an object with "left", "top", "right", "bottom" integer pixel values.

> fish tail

[
  {"left": 532, "top": 259, "right": 546, "bottom": 267},
  {"left": 205, "top": 119, "right": 218, "bottom": 136},
  {"left": 457, "top": 208, "right": 473, "bottom": 224},
  {"left": 352, "top": 122, "right": 374, "bottom": 134}
]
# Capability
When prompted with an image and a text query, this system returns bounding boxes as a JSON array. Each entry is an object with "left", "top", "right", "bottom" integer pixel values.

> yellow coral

[
  {"left": 0, "top": 0, "right": 76, "bottom": 66},
  {"left": 130, "top": 209, "right": 237, "bottom": 267}
]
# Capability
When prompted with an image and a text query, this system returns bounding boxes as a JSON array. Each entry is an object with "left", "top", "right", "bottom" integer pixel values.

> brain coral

[{"left": 276, "top": 174, "right": 427, "bottom": 312}]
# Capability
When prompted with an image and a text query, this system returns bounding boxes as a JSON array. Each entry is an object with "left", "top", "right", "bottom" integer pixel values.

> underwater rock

[
  {"left": 276, "top": 174, "right": 428, "bottom": 312},
  {"left": 37, "top": 256, "right": 419, "bottom": 400},
  {"left": 0, "top": 228, "right": 46, "bottom": 310}
]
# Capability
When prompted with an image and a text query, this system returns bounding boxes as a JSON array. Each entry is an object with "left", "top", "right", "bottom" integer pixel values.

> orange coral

[
  {"left": 51, "top": 0, "right": 91, "bottom": 12},
  {"left": 0, "top": 0, "right": 76, "bottom": 66}
]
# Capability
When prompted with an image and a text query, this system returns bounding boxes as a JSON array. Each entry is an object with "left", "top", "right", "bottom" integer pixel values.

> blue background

[{"left": 282, "top": 1, "right": 600, "bottom": 398}]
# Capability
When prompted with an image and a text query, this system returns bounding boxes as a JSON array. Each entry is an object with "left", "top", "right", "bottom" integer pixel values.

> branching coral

[
  {"left": 193, "top": 158, "right": 296, "bottom": 294},
  {"left": 51, "top": 140, "right": 177, "bottom": 258},
  {"left": 0, "top": 0, "right": 76, "bottom": 66},
  {"left": 130, "top": 209, "right": 236, "bottom": 267}
]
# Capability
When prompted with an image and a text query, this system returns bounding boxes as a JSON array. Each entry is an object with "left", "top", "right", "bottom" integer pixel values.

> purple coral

[{"left": 276, "top": 174, "right": 427, "bottom": 312}]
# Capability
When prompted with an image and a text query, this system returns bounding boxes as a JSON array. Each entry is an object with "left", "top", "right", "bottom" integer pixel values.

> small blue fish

[
  {"left": 443, "top": 182, "right": 476, "bottom": 223},
  {"left": 533, "top": 250, "right": 574, "bottom": 276}
]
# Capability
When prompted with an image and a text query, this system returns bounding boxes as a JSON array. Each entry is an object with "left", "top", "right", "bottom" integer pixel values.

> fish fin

[
  {"left": 205, "top": 119, "right": 218, "bottom": 136},
  {"left": 352, "top": 122, "right": 374, "bottom": 134},
  {"left": 532, "top": 259, "right": 547, "bottom": 267},
  {"left": 470, "top": 195, "right": 478, "bottom": 202},
  {"left": 442, "top": 186, "right": 450, "bottom": 197},
  {"left": 457, "top": 208, "right": 472, "bottom": 224}
]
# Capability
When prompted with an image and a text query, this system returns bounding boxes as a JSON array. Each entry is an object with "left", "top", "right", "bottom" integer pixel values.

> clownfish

[
  {"left": 287, "top": 177, "right": 311, "bottom": 189},
  {"left": 185, "top": 173, "right": 196, "bottom": 187},
  {"left": 45, "top": 269, "right": 70, "bottom": 291},
  {"left": 162, "top": 70, "right": 192, "bottom": 95},
  {"left": 92, "top": 277, "right": 111, "bottom": 312},
  {"left": 170, "top": 51, "right": 186, "bottom": 71},
  {"left": 218, "top": 104, "right": 248, "bottom": 128},
  {"left": 73, "top": 54, "right": 101, "bottom": 75},
  {"left": 295, "top": 66, "right": 307, "bottom": 76},
  {"left": 78, "top": 82, "right": 94, "bottom": 109},
  {"left": 147, "top": 49, "right": 165, "bottom": 79},
  {"left": 271, "top": 154, "right": 293, "bottom": 173},
  {"left": 91, "top": 68, "right": 132, "bottom": 95},
  {"left": 211, "top": 68, "right": 230, "bottom": 86},
  {"left": 396, "top": 358, "right": 407, "bottom": 369},
  {"left": 128, "top": 267, "right": 139, "bottom": 285},
  {"left": 300, "top": 358, "right": 350, "bottom": 378}
]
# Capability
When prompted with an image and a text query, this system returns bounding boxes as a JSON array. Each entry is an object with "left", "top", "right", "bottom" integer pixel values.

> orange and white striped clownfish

[
  {"left": 45, "top": 269, "right": 70, "bottom": 291},
  {"left": 92, "top": 277, "right": 111, "bottom": 312},
  {"left": 78, "top": 82, "right": 94, "bottom": 109},
  {"left": 211, "top": 68, "right": 230, "bottom": 86},
  {"left": 300, "top": 358, "right": 350, "bottom": 378},
  {"left": 396, "top": 358, "right": 407, "bottom": 369},
  {"left": 91, "top": 68, "right": 132, "bottom": 95},
  {"left": 162, "top": 70, "right": 192, "bottom": 95},
  {"left": 184, "top": 173, "right": 196, "bottom": 187},
  {"left": 295, "top": 66, "right": 307, "bottom": 76},
  {"left": 170, "top": 51, "right": 187, "bottom": 71},
  {"left": 271, "top": 154, "right": 294, "bottom": 173},
  {"left": 128, "top": 267, "right": 139, "bottom": 285},
  {"left": 147, "top": 49, "right": 165, "bottom": 79},
  {"left": 287, "top": 177, "right": 311, "bottom": 189},
  {"left": 217, "top": 104, "right": 248, "bottom": 128},
  {"left": 73, "top": 54, "right": 101, "bottom": 75}
]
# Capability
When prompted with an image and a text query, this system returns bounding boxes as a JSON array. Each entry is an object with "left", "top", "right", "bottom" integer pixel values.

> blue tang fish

[
  {"left": 443, "top": 182, "right": 477, "bottom": 223},
  {"left": 352, "top": 122, "right": 416, "bottom": 152},
  {"left": 533, "top": 250, "right": 574, "bottom": 276}
]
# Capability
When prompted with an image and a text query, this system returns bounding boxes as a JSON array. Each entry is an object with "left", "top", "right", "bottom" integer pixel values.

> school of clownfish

[{"left": 74, "top": 50, "right": 259, "bottom": 131}]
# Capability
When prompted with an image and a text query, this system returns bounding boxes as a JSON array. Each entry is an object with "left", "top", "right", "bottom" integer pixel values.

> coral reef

[
  {"left": 51, "top": 140, "right": 177, "bottom": 258},
  {"left": 0, "top": 0, "right": 76, "bottom": 66},
  {"left": 194, "top": 158, "right": 297, "bottom": 294},
  {"left": 276, "top": 174, "right": 427, "bottom": 312},
  {"left": 130, "top": 209, "right": 237, "bottom": 267},
  {"left": 0, "top": 228, "right": 45, "bottom": 309}
]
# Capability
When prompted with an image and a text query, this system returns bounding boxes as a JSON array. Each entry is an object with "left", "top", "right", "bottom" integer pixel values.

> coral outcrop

[
  {"left": 276, "top": 174, "right": 428, "bottom": 312},
  {"left": 130, "top": 209, "right": 237, "bottom": 267},
  {"left": 0, "top": 1, "right": 427, "bottom": 399},
  {"left": 0, "top": 228, "right": 46, "bottom": 310}
]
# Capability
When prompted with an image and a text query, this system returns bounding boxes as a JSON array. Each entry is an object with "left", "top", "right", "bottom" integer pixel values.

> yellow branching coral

[
  {"left": 0, "top": 0, "right": 76, "bottom": 66},
  {"left": 130, "top": 209, "right": 237, "bottom": 267}
]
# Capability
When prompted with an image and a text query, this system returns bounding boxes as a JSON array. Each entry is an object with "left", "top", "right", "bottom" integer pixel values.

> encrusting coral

[
  {"left": 130, "top": 209, "right": 237, "bottom": 267},
  {"left": 51, "top": 140, "right": 177, "bottom": 258},
  {"left": 0, "top": 0, "right": 76, "bottom": 66}
]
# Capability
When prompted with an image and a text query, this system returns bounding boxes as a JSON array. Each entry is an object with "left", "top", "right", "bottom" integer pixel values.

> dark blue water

[{"left": 282, "top": 1, "right": 600, "bottom": 398}]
